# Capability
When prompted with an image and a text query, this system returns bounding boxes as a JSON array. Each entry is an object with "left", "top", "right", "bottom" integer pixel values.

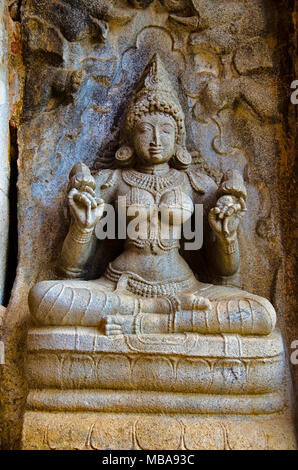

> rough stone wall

[
  {"left": 281, "top": 0, "right": 298, "bottom": 426},
  {"left": 0, "top": 0, "right": 297, "bottom": 448},
  {"left": 0, "top": 0, "right": 9, "bottom": 306}
]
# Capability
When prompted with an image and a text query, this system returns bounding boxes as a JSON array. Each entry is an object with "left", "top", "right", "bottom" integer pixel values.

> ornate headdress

[
  {"left": 116, "top": 54, "right": 191, "bottom": 169},
  {"left": 124, "top": 54, "right": 185, "bottom": 143}
]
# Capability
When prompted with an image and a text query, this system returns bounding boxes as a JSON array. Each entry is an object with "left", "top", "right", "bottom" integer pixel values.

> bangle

[
  {"left": 225, "top": 240, "right": 236, "bottom": 254},
  {"left": 59, "top": 265, "right": 85, "bottom": 279},
  {"left": 70, "top": 224, "right": 93, "bottom": 244}
]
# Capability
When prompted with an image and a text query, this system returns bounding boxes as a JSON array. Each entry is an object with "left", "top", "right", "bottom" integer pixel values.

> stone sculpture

[
  {"left": 17, "top": 18, "right": 296, "bottom": 453},
  {"left": 0, "top": 0, "right": 296, "bottom": 451},
  {"left": 29, "top": 54, "right": 276, "bottom": 337}
]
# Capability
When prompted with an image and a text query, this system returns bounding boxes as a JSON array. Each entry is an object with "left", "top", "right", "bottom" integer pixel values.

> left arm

[{"left": 208, "top": 170, "right": 247, "bottom": 277}]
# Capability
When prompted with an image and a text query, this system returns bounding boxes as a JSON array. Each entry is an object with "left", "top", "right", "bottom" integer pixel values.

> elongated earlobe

[
  {"left": 171, "top": 146, "right": 192, "bottom": 169},
  {"left": 115, "top": 145, "right": 135, "bottom": 167}
]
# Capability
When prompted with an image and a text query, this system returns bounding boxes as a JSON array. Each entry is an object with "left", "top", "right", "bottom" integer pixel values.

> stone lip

[
  {"left": 27, "top": 327, "right": 284, "bottom": 358},
  {"left": 26, "top": 389, "right": 285, "bottom": 415}
]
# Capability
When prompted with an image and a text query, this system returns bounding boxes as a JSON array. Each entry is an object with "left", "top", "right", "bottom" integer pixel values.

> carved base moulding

[
  {"left": 26, "top": 327, "right": 285, "bottom": 397},
  {"left": 22, "top": 327, "right": 297, "bottom": 450},
  {"left": 22, "top": 411, "right": 296, "bottom": 451}
]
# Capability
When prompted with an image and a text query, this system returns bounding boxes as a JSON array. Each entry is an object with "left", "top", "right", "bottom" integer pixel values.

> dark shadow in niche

[
  {"left": 3, "top": 124, "right": 19, "bottom": 307},
  {"left": 8, "top": 0, "right": 22, "bottom": 22}
]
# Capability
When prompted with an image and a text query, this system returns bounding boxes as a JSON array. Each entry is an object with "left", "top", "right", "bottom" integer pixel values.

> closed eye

[
  {"left": 138, "top": 124, "right": 153, "bottom": 132},
  {"left": 161, "top": 125, "right": 174, "bottom": 134}
]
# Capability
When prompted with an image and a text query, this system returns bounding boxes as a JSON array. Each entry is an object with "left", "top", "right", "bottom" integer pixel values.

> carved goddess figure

[{"left": 29, "top": 55, "right": 276, "bottom": 336}]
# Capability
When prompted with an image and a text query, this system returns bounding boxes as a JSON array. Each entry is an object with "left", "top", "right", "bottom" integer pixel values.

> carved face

[{"left": 133, "top": 112, "right": 176, "bottom": 165}]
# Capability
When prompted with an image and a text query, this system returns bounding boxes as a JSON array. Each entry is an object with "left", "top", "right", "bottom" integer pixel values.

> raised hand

[
  {"left": 67, "top": 163, "right": 104, "bottom": 230},
  {"left": 208, "top": 195, "right": 246, "bottom": 243}
]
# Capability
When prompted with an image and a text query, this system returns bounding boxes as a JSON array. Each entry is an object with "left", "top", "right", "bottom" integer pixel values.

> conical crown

[
  {"left": 135, "top": 54, "right": 179, "bottom": 103},
  {"left": 124, "top": 54, "right": 185, "bottom": 144}
]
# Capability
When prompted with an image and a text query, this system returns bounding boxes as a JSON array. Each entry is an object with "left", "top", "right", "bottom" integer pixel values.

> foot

[
  {"left": 177, "top": 292, "right": 211, "bottom": 311},
  {"left": 102, "top": 315, "right": 124, "bottom": 336}
]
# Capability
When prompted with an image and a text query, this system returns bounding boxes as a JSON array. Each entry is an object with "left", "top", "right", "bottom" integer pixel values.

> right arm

[{"left": 59, "top": 163, "right": 114, "bottom": 278}]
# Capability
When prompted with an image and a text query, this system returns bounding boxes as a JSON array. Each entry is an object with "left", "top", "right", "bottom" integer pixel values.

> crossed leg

[{"left": 29, "top": 278, "right": 276, "bottom": 336}]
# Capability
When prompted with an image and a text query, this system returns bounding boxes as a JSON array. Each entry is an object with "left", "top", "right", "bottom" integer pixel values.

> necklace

[{"left": 122, "top": 168, "right": 184, "bottom": 196}]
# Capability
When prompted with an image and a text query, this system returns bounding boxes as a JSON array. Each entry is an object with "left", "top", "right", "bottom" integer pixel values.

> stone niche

[{"left": 0, "top": 0, "right": 297, "bottom": 450}]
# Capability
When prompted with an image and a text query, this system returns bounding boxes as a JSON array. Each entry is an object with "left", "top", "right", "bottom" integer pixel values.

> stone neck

[{"left": 135, "top": 162, "right": 170, "bottom": 175}]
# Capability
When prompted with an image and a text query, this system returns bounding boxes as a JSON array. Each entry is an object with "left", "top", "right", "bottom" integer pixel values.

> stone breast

[{"left": 123, "top": 187, "right": 194, "bottom": 226}]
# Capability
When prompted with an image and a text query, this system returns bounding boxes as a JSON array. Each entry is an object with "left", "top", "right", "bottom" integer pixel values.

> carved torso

[
  {"left": 94, "top": 167, "right": 217, "bottom": 291},
  {"left": 120, "top": 168, "right": 193, "bottom": 250}
]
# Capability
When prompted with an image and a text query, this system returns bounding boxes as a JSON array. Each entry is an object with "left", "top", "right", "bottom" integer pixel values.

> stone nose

[{"left": 151, "top": 126, "right": 162, "bottom": 147}]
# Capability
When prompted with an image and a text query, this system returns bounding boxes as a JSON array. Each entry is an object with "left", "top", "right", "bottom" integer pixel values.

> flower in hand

[
  {"left": 208, "top": 195, "right": 246, "bottom": 243},
  {"left": 67, "top": 163, "right": 104, "bottom": 230}
]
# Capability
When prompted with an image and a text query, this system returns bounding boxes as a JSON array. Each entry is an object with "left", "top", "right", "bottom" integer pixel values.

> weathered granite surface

[
  {"left": 22, "top": 325, "right": 296, "bottom": 448},
  {"left": 22, "top": 412, "right": 297, "bottom": 450},
  {"left": 25, "top": 328, "right": 285, "bottom": 395},
  {"left": 0, "top": 0, "right": 297, "bottom": 449},
  {"left": 0, "top": 0, "right": 9, "bottom": 305}
]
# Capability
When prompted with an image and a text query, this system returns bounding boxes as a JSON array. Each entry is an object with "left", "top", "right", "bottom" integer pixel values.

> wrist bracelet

[
  {"left": 224, "top": 240, "right": 236, "bottom": 255},
  {"left": 59, "top": 265, "right": 85, "bottom": 279},
  {"left": 70, "top": 224, "right": 93, "bottom": 244}
]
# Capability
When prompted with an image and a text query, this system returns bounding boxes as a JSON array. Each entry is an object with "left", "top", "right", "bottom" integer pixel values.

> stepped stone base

[{"left": 23, "top": 327, "right": 297, "bottom": 450}]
